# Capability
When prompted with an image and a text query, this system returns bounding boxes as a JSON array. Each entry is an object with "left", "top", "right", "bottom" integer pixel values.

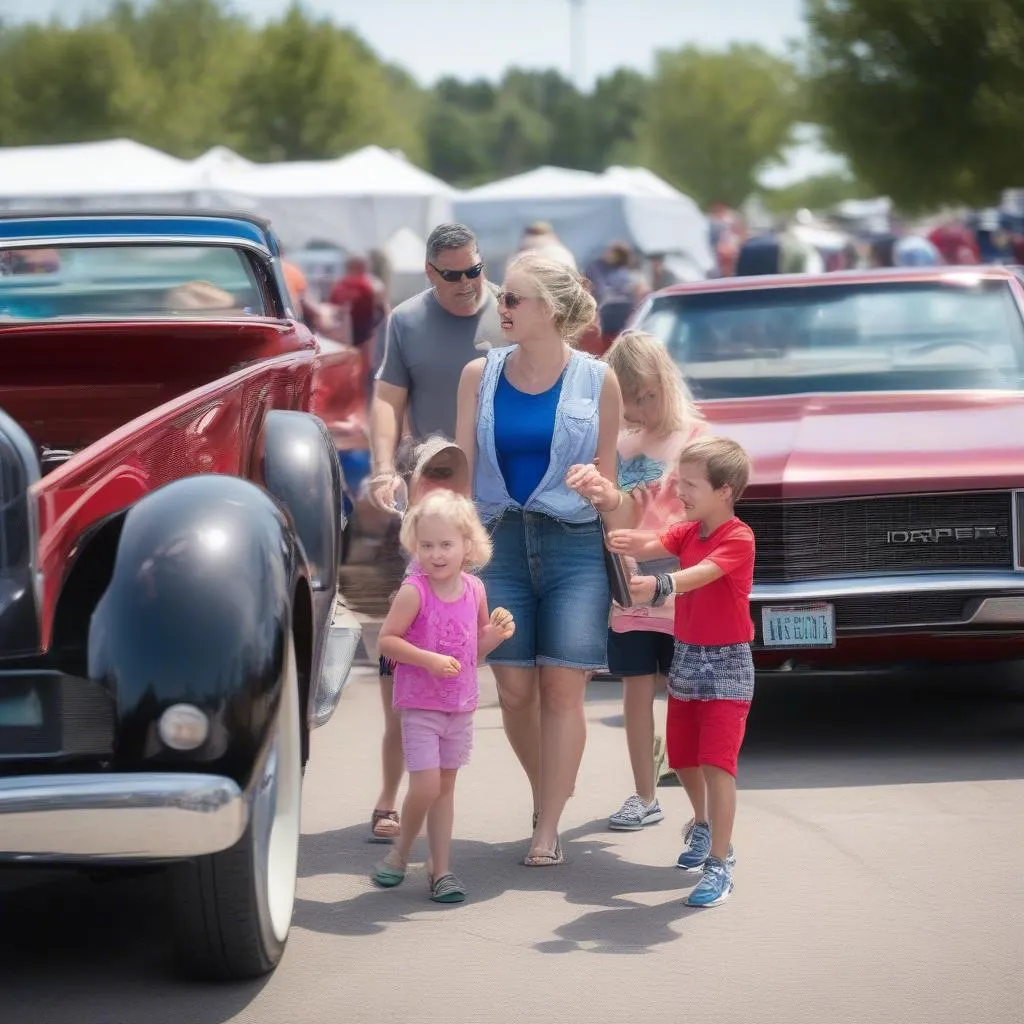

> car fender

[
  {"left": 257, "top": 409, "right": 342, "bottom": 595},
  {"left": 87, "top": 475, "right": 300, "bottom": 785}
]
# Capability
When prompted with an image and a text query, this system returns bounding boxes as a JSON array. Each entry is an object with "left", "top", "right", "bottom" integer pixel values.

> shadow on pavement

[
  {"left": 0, "top": 867, "right": 267, "bottom": 1023},
  {"left": 294, "top": 818, "right": 697, "bottom": 955},
  {"left": 595, "top": 665, "right": 1024, "bottom": 788}
]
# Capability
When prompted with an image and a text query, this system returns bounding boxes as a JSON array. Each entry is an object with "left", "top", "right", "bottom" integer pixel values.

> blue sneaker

[
  {"left": 685, "top": 855, "right": 733, "bottom": 907},
  {"left": 676, "top": 820, "right": 711, "bottom": 870}
]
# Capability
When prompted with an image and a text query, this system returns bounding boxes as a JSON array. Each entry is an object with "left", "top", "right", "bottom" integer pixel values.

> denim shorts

[{"left": 479, "top": 509, "right": 610, "bottom": 670}]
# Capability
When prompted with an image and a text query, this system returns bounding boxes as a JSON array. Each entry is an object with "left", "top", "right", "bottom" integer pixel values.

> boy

[{"left": 568, "top": 436, "right": 755, "bottom": 907}]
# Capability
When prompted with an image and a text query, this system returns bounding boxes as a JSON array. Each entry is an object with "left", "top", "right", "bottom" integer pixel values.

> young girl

[
  {"left": 372, "top": 489, "right": 515, "bottom": 903},
  {"left": 599, "top": 330, "right": 706, "bottom": 832}
]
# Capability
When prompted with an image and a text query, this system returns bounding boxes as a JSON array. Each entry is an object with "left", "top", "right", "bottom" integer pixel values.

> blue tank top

[{"left": 493, "top": 365, "right": 565, "bottom": 505}]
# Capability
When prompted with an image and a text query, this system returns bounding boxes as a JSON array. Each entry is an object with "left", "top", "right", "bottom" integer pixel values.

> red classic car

[
  {"left": 632, "top": 266, "right": 1024, "bottom": 671},
  {"left": 0, "top": 212, "right": 361, "bottom": 980}
]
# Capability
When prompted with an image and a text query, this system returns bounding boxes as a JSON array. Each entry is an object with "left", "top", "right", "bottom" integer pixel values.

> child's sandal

[
  {"left": 370, "top": 809, "right": 400, "bottom": 843},
  {"left": 429, "top": 873, "right": 466, "bottom": 903}
]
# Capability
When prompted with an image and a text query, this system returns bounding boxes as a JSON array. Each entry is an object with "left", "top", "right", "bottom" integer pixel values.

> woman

[{"left": 455, "top": 251, "right": 623, "bottom": 866}]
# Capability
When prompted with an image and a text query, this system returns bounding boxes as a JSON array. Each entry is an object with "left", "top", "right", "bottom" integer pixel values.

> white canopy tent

[
  {"left": 453, "top": 165, "right": 714, "bottom": 278},
  {"left": 198, "top": 145, "right": 456, "bottom": 254},
  {"left": 0, "top": 138, "right": 223, "bottom": 211}
]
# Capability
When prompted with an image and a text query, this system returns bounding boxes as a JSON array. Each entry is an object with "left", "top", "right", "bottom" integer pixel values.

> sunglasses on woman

[
  {"left": 496, "top": 291, "right": 531, "bottom": 309},
  {"left": 429, "top": 261, "right": 484, "bottom": 283}
]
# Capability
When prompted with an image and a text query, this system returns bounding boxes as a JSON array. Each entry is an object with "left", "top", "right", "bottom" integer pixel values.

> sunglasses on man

[{"left": 428, "top": 261, "right": 485, "bottom": 283}]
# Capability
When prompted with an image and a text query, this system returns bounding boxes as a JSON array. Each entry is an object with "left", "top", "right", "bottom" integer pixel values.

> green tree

[
  {"left": 589, "top": 68, "right": 648, "bottom": 167},
  {"left": 761, "top": 171, "right": 870, "bottom": 214},
  {"left": 0, "top": 20, "right": 149, "bottom": 147},
  {"left": 637, "top": 44, "right": 800, "bottom": 206},
  {"left": 805, "top": 0, "right": 1024, "bottom": 209},
  {"left": 225, "top": 3, "right": 424, "bottom": 163},
  {"left": 104, "top": 0, "right": 254, "bottom": 157}
]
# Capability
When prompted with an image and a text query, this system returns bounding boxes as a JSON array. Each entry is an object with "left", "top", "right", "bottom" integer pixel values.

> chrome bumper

[
  {"left": 753, "top": 572, "right": 1024, "bottom": 630},
  {"left": 0, "top": 773, "right": 247, "bottom": 862}
]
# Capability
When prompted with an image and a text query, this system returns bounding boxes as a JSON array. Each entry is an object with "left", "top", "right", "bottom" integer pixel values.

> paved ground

[{"left": 1, "top": 661, "right": 1022, "bottom": 1024}]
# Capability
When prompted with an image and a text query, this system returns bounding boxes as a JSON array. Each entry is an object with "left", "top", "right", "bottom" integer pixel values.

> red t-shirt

[
  {"left": 660, "top": 517, "right": 755, "bottom": 646},
  {"left": 329, "top": 273, "right": 377, "bottom": 345}
]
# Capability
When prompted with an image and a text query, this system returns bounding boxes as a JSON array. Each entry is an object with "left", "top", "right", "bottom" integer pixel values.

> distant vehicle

[
  {"left": 632, "top": 266, "right": 1024, "bottom": 672},
  {"left": 0, "top": 211, "right": 361, "bottom": 980}
]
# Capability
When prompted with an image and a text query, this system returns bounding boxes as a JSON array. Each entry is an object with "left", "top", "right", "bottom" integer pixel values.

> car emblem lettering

[{"left": 885, "top": 526, "right": 999, "bottom": 544}]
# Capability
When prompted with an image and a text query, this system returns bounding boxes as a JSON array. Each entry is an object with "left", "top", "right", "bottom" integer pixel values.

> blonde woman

[
  {"left": 455, "top": 251, "right": 623, "bottom": 866},
  {"left": 598, "top": 330, "right": 706, "bottom": 831}
]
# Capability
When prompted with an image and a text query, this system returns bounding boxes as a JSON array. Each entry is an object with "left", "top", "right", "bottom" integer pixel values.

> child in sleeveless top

[{"left": 373, "top": 490, "right": 515, "bottom": 903}]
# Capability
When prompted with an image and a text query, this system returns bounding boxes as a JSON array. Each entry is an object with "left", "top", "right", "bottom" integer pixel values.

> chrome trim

[
  {"left": 309, "top": 597, "right": 362, "bottom": 730},
  {"left": 965, "top": 596, "right": 1024, "bottom": 625},
  {"left": 0, "top": 773, "right": 247, "bottom": 861},
  {"left": 1013, "top": 490, "right": 1023, "bottom": 571},
  {"left": 0, "top": 234, "right": 271, "bottom": 256},
  {"left": 752, "top": 572, "right": 1024, "bottom": 602}
]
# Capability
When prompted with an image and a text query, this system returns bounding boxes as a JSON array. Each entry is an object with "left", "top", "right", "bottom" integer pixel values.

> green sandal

[
  {"left": 372, "top": 860, "right": 406, "bottom": 888},
  {"left": 429, "top": 873, "right": 466, "bottom": 903}
]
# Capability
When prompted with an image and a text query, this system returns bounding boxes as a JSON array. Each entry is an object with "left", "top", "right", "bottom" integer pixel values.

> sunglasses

[
  {"left": 497, "top": 291, "right": 532, "bottom": 309},
  {"left": 429, "top": 261, "right": 484, "bottom": 283}
]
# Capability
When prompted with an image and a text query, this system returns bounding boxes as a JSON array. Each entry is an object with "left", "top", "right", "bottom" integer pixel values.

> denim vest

[{"left": 475, "top": 346, "right": 607, "bottom": 524}]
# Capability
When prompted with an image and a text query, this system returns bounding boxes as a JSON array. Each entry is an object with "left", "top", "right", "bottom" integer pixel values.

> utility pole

[{"left": 568, "top": 0, "right": 586, "bottom": 90}]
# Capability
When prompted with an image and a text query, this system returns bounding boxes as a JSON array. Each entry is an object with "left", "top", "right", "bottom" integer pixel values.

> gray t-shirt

[{"left": 376, "top": 287, "right": 502, "bottom": 440}]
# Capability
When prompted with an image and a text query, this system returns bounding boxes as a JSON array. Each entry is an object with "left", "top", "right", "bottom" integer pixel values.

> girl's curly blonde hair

[
  {"left": 399, "top": 489, "right": 493, "bottom": 569},
  {"left": 603, "top": 328, "right": 705, "bottom": 438}
]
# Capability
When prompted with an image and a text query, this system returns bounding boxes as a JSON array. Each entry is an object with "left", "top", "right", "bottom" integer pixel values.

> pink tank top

[{"left": 393, "top": 573, "right": 481, "bottom": 713}]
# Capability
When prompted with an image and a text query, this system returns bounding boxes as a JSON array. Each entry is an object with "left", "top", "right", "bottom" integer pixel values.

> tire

[{"left": 170, "top": 637, "right": 303, "bottom": 980}]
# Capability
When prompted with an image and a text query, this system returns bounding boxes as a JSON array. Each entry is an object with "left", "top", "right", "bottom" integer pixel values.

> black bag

[{"left": 601, "top": 518, "right": 633, "bottom": 608}]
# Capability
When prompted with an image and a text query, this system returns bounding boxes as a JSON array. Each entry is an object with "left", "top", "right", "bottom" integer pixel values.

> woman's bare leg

[
  {"left": 493, "top": 665, "right": 542, "bottom": 817},
  {"left": 530, "top": 665, "right": 588, "bottom": 856}
]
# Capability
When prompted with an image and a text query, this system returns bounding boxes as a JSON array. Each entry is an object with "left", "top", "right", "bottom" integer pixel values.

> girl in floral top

[
  {"left": 373, "top": 490, "right": 515, "bottom": 903},
  {"left": 600, "top": 330, "right": 706, "bottom": 831}
]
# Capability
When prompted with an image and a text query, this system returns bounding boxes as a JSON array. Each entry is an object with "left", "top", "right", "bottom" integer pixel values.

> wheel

[{"left": 170, "top": 636, "right": 303, "bottom": 980}]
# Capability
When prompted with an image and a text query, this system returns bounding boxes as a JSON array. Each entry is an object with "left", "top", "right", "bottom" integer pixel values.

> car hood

[{"left": 702, "top": 391, "right": 1024, "bottom": 499}]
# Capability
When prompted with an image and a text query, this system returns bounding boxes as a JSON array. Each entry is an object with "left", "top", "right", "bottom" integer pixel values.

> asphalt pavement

[{"left": 1, "top": 660, "right": 1022, "bottom": 1024}]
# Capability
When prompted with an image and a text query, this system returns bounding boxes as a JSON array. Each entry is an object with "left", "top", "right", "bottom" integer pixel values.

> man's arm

[{"left": 368, "top": 315, "right": 410, "bottom": 511}]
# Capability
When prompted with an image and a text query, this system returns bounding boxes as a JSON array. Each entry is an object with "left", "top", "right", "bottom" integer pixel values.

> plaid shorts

[{"left": 667, "top": 641, "right": 754, "bottom": 702}]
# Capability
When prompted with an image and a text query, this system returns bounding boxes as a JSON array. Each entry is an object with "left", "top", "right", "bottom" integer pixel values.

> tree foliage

[
  {"left": 0, "top": 0, "right": 824, "bottom": 210},
  {"left": 638, "top": 45, "right": 801, "bottom": 207},
  {"left": 805, "top": 0, "right": 1024, "bottom": 209}
]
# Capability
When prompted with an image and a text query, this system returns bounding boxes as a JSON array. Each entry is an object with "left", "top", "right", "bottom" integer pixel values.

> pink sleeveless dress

[{"left": 393, "top": 573, "right": 481, "bottom": 713}]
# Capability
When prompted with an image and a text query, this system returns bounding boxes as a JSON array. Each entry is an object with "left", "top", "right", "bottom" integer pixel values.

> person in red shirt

[
  {"left": 566, "top": 435, "right": 754, "bottom": 908},
  {"left": 328, "top": 255, "right": 378, "bottom": 347}
]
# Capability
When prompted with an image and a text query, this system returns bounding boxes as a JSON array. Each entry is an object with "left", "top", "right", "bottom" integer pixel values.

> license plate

[{"left": 761, "top": 602, "right": 836, "bottom": 648}]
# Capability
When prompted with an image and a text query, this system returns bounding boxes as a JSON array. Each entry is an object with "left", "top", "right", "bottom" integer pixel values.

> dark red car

[
  {"left": 0, "top": 212, "right": 361, "bottom": 980},
  {"left": 631, "top": 266, "right": 1024, "bottom": 671}
]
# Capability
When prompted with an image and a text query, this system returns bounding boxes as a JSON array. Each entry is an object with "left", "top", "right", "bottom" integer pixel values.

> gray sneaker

[{"left": 608, "top": 794, "right": 665, "bottom": 831}]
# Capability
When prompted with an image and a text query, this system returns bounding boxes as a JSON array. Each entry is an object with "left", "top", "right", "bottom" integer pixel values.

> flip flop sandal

[
  {"left": 372, "top": 860, "right": 406, "bottom": 888},
  {"left": 523, "top": 839, "right": 564, "bottom": 867},
  {"left": 429, "top": 873, "right": 466, "bottom": 903},
  {"left": 370, "top": 809, "right": 400, "bottom": 843}
]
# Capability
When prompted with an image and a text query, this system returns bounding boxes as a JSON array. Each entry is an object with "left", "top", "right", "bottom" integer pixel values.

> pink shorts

[{"left": 399, "top": 709, "right": 474, "bottom": 772}]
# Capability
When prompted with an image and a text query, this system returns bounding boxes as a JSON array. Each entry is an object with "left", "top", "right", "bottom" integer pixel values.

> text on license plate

[{"left": 760, "top": 603, "right": 835, "bottom": 648}]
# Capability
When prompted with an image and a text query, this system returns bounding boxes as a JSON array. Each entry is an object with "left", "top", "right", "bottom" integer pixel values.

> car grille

[
  {"left": 739, "top": 492, "right": 1015, "bottom": 582},
  {"left": 752, "top": 593, "right": 970, "bottom": 648}
]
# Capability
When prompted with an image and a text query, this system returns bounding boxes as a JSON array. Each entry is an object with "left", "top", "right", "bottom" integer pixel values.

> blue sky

[{"left": 1, "top": 0, "right": 807, "bottom": 88}]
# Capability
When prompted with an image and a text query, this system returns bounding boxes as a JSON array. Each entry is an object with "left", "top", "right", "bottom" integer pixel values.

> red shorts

[{"left": 666, "top": 697, "right": 750, "bottom": 777}]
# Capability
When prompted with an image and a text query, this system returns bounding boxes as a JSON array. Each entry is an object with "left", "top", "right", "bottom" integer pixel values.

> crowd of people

[{"left": 357, "top": 222, "right": 757, "bottom": 909}]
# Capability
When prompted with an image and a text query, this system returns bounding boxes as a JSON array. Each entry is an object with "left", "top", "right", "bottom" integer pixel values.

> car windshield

[
  {"left": 638, "top": 277, "right": 1024, "bottom": 399},
  {"left": 0, "top": 243, "right": 267, "bottom": 321}
]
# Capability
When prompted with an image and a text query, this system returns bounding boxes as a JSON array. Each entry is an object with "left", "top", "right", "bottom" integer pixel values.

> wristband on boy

[{"left": 651, "top": 573, "right": 674, "bottom": 606}]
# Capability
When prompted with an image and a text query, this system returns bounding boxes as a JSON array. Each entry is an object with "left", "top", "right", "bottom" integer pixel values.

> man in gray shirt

[{"left": 369, "top": 222, "right": 502, "bottom": 512}]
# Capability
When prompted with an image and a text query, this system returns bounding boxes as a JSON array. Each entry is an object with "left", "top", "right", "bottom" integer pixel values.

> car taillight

[{"left": 1015, "top": 490, "right": 1024, "bottom": 571}]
